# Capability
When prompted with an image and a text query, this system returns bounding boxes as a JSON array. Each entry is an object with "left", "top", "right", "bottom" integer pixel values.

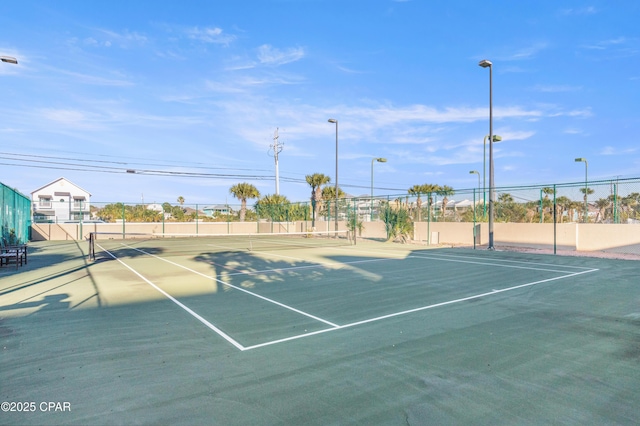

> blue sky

[{"left": 1, "top": 0, "right": 639, "bottom": 205}]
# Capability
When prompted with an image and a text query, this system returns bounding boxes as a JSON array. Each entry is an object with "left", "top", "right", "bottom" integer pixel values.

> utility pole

[{"left": 269, "top": 128, "right": 283, "bottom": 195}]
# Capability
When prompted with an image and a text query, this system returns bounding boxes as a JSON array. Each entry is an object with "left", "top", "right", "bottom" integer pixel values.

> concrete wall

[
  {"left": 576, "top": 224, "right": 640, "bottom": 251},
  {"left": 410, "top": 221, "right": 639, "bottom": 252},
  {"left": 31, "top": 221, "right": 640, "bottom": 254},
  {"left": 31, "top": 221, "right": 329, "bottom": 242},
  {"left": 414, "top": 222, "right": 477, "bottom": 245}
]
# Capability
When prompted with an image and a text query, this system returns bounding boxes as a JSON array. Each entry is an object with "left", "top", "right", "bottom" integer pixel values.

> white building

[{"left": 31, "top": 177, "right": 91, "bottom": 223}]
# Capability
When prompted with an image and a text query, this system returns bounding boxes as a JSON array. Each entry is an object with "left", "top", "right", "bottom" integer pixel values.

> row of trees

[
  {"left": 93, "top": 176, "right": 640, "bottom": 226},
  {"left": 398, "top": 189, "right": 640, "bottom": 224},
  {"left": 227, "top": 175, "right": 347, "bottom": 225},
  {"left": 494, "top": 190, "right": 640, "bottom": 224}
]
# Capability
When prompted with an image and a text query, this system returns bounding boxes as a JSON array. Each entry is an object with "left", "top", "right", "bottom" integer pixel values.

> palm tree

[
  {"left": 321, "top": 185, "right": 346, "bottom": 200},
  {"left": 579, "top": 187, "right": 595, "bottom": 222},
  {"left": 408, "top": 185, "right": 424, "bottom": 221},
  {"left": 305, "top": 173, "right": 331, "bottom": 227},
  {"left": 321, "top": 185, "right": 346, "bottom": 222},
  {"left": 498, "top": 193, "right": 514, "bottom": 203},
  {"left": 622, "top": 192, "right": 640, "bottom": 221},
  {"left": 229, "top": 182, "right": 260, "bottom": 222},
  {"left": 419, "top": 184, "right": 441, "bottom": 221},
  {"left": 255, "top": 194, "right": 290, "bottom": 222},
  {"left": 555, "top": 196, "right": 571, "bottom": 223},
  {"left": 594, "top": 198, "right": 610, "bottom": 223},
  {"left": 567, "top": 200, "right": 582, "bottom": 222},
  {"left": 437, "top": 185, "right": 455, "bottom": 221},
  {"left": 177, "top": 196, "right": 185, "bottom": 206}
]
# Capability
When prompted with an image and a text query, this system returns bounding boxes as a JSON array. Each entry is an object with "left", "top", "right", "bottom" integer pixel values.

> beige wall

[
  {"left": 494, "top": 223, "right": 577, "bottom": 249},
  {"left": 407, "top": 221, "right": 638, "bottom": 252},
  {"left": 31, "top": 221, "right": 325, "bottom": 241},
  {"left": 414, "top": 222, "right": 476, "bottom": 244},
  {"left": 31, "top": 221, "right": 640, "bottom": 253},
  {"left": 576, "top": 224, "right": 640, "bottom": 251}
]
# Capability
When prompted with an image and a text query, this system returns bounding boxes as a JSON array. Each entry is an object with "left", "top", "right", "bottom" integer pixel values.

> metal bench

[{"left": 0, "top": 244, "right": 27, "bottom": 269}]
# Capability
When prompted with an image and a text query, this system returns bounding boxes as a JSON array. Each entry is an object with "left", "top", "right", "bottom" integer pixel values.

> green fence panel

[{"left": 1, "top": 182, "right": 31, "bottom": 245}]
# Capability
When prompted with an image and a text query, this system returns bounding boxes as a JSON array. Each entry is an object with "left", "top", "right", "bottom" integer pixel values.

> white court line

[
  {"left": 408, "top": 251, "right": 595, "bottom": 270},
  {"left": 330, "top": 244, "right": 597, "bottom": 273},
  {"left": 242, "top": 267, "right": 599, "bottom": 351},
  {"left": 97, "top": 244, "right": 246, "bottom": 351},
  {"left": 121, "top": 244, "right": 340, "bottom": 328},
  {"left": 407, "top": 253, "right": 592, "bottom": 274}
]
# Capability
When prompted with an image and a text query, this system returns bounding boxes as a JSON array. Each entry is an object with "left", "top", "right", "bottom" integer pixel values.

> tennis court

[{"left": 1, "top": 237, "right": 639, "bottom": 424}]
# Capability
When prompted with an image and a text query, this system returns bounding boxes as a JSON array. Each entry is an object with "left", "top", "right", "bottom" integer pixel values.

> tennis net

[{"left": 88, "top": 230, "right": 352, "bottom": 260}]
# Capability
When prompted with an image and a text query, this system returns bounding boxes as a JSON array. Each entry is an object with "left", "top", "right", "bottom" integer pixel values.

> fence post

[
  {"left": 613, "top": 182, "right": 618, "bottom": 224},
  {"left": 427, "top": 192, "right": 431, "bottom": 245},
  {"left": 473, "top": 188, "right": 476, "bottom": 249},
  {"left": 540, "top": 189, "right": 543, "bottom": 223},
  {"left": 79, "top": 200, "right": 83, "bottom": 241},
  {"left": 353, "top": 198, "right": 357, "bottom": 245},
  {"left": 553, "top": 184, "right": 557, "bottom": 255}
]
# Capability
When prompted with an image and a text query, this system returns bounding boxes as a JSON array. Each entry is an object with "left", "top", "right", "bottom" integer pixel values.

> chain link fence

[
  {"left": 30, "top": 177, "right": 640, "bottom": 256},
  {"left": 1, "top": 182, "right": 31, "bottom": 245}
]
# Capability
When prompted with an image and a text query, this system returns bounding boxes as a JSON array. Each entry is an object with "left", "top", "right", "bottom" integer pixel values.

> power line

[{"left": 0, "top": 150, "right": 409, "bottom": 192}]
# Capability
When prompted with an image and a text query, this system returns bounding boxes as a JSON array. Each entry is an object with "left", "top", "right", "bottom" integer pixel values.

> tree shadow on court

[{"left": 192, "top": 250, "right": 329, "bottom": 291}]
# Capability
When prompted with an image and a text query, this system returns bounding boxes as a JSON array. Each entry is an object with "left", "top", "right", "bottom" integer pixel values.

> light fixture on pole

[
  {"left": 328, "top": 119, "right": 339, "bottom": 232},
  {"left": 1, "top": 56, "right": 18, "bottom": 64},
  {"left": 371, "top": 157, "right": 387, "bottom": 221},
  {"left": 575, "top": 157, "right": 588, "bottom": 223},
  {"left": 469, "top": 170, "right": 480, "bottom": 198},
  {"left": 479, "top": 59, "right": 495, "bottom": 250}
]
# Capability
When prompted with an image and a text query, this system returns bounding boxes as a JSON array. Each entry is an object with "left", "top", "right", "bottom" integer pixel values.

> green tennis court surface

[{"left": 1, "top": 240, "right": 639, "bottom": 424}]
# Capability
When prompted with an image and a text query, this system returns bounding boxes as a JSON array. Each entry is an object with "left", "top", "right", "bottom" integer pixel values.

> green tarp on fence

[{"left": 1, "top": 182, "right": 31, "bottom": 245}]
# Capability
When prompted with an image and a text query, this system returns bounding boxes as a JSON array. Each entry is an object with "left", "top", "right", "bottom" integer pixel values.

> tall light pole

[
  {"left": 371, "top": 157, "right": 387, "bottom": 221},
  {"left": 482, "top": 134, "right": 502, "bottom": 217},
  {"left": 479, "top": 59, "right": 495, "bottom": 249},
  {"left": 575, "top": 157, "right": 588, "bottom": 223},
  {"left": 269, "top": 128, "right": 283, "bottom": 195},
  {"left": 328, "top": 119, "right": 339, "bottom": 232}
]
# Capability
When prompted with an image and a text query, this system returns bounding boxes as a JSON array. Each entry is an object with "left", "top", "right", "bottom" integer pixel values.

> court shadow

[
  {"left": 193, "top": 250, "right": 327, "bottom": 291},
  {"left": 0, "top": 293, "right": 71, "bottom": 315}
]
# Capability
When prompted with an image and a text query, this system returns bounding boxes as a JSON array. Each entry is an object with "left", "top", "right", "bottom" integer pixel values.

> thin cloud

[
  {"left": 350, "top": 104, "right": 543, "bottom": 124},
  {"left": 499, "top": 130, "right": 535, "bottom": 141},
  {"left": 40, "top": 108, "right": 104, "bottom": 130},
  {"left": 257, "top": 44, "right": 305, "bottom": 66},
  {"left": 336, "top": 65, "right": 365, "bottom": 74},
  {"left": 186, "top": 26, "right": 236, "bottom": 46},
  {"left": 530, "top": 84, "right": 582, "bottom": 93},
  {"left": 600, "top": 146, "right": 637, "bottom": 155},
  {"left": 502, "top": 43, "right": 549, "bottom": 61},
  {"left": 57, "top": 70, "right": 134, "bottom": 87},
  {"left": 95, "top": 28, "right": 148, "bottom": 48},
  {"left": 582, "top": 37, "right": 627, "bottom": 50},
  {"left": 560, "top": 6, "right": 598, "bottom": 16}
]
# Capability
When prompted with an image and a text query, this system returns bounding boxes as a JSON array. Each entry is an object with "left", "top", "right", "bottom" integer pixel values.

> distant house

[
  {"left": 203, "top": 205, "right": 232, "bottom": 217},
  {"left": 31, "top": 177, "right": 91, "bottom": 223},
  {"left": 146, "top": 203, "right": 164, "bottom": 213}
]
